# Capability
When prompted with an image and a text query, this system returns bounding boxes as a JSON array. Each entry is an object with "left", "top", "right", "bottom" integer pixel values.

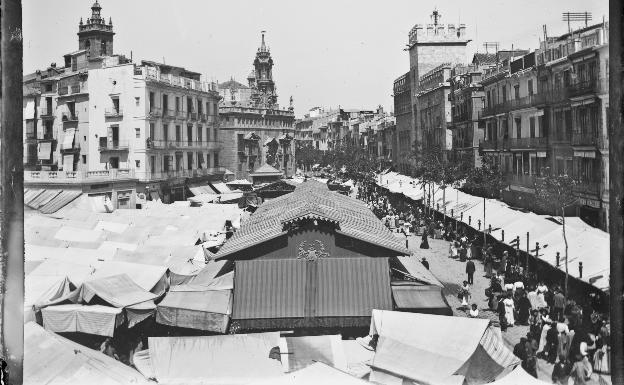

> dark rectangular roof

[
  {"left": 217, "top": 181, "right": 409, "bottom": 258},
  {"left": 232, "top": 257, "right": 392, "bottom": 320}
]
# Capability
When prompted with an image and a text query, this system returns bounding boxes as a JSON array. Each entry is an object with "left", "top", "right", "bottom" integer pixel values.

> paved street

[{"left": 403, "top": 234, "right": 611, "bottom": 385}]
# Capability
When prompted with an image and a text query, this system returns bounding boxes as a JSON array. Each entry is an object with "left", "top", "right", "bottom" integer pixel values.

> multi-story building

[
  {"left": 393, "top": 72, "right": 412, "bottom": 171},
  {"left": 448, "top": 63, "right": 486, "bottom": 166},
  {"left": 417, "top": 64, "right": 453, "bottom": 155},
  {"left": 22, "top": 1, "right": 224, "bottom": 205},
  {"left": 478, "top": 22, "right": 609, "bottom": 230},
  {"left": 407, "top": 10, "right": 470, "bottom": 156},
  {"left": 218, "top": 32, "right": 296, "bottom": 181}
]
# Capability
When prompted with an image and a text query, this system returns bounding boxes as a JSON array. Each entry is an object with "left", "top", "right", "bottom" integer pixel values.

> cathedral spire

[{"left": 260, "top": 31, "right": 267, "bottom": 52}]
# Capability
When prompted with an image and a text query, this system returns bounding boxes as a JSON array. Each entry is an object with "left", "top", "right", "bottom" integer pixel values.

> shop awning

[
  {"left": 41, "top": 304, "right": 124, "bottom": 337},
  {"left": 391, "top": 285, "right": 452, "bottom": 316},
  {"left": 188, "top": 182, "right": 217, "bottom": 196},
  {"left": 156, "top": 289, "right": 231, "bottom": 332},
  {"left": 73, "top": 274, "right": 160, "bottom": 308},
  {"left": 232, "top": 257, "right": 392, "bottom": 328},
  {"left": 211, "top": 182, "right": 232, "bottom": 194}
]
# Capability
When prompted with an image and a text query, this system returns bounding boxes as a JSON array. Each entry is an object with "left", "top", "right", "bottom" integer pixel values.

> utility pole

[
  {"left": 609, "top": 0, "right": 624, "bottom": 382},
  {"left": 1, "top": 0, "right": 25, "bottom": 383}
]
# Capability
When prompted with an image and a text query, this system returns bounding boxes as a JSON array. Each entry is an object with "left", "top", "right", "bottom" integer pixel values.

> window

[
  {"left": 135, "top": 160, "right": 140, "bottom": 168},
  {"left": 162, "top": 94, "right": 169, "bottom": 111},
  {"left": 187, "top": 97, "right": 193, "bottom": 112},
  {"left": 164, "top": 155, "right": 172, "bottom": 172},
  {"left": 135, "top": 128, "right": 141, "bottom": 138},
  {"left": 135, "top": 97, "right": 140, "bottom": 106},
  {"left": 67, "top": 102, "right": 76, "bottom": 119},
  {"left": 214, "top": 153, "right": 219, "bottom": 167},
  {"left": 502, "top": 86, "right": 507, "bottom": 102},
  {"left": 175, "top": 125, "right": 181, "bottom": 142},
  {"left": 149, "top": 123, "right": 155, "bottom": 140},
  {"left": 529, "top": 117, "right": 535, "bottom": 138},
  {"left": 197, "top": 125, "right": 203, "bottom": 142},
  {"left": 213, "top": 103, "right": 218, "bottom": 116},
  {"left": 163, "top": 124, "right": 169, "bottom": 142},
  {"left": 237, "top": 134, "right": 244, "bottom": 152},
  {"left": 206, "top": 153, "right": 211, "bottom": 168},
  {"left": 514, "top": 85, "right": 520, "bottom": 99},
  {"left": 528, "top": 80, "right": 534, "bottom": 96},
  {"left": 111, "top": 97, "right": 120, "bottom": 113},
  {"left": 197, "top": 152, "right": 204, "bottom": 169},
  {"left": 187, "top": 152, "right": 193, "bottom": 170},
  {"left": 175, "top": 97, "right": 180, "bottom": 112},
  {"left": 197, "top": 99, "right": 203, "bottom": 115},
  {"left": 82, "top": 155, "right": 87, "bottom": 164},
  {"left": 187, "top": 125, "right": 193, "bottom": 144},
  {"left": 149, "top": 92, "right": 155, "bottom": 111},
  {"left": 150, "top": 155, "right": 156, "bottom": 173},
  {"left": 213, "top": 127, "right": 218, "bottom": 140}
]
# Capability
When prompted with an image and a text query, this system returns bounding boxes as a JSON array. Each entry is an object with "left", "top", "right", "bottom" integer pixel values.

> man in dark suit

[{"left": 466, "top": 258, "right": 476, "bottom": 284}]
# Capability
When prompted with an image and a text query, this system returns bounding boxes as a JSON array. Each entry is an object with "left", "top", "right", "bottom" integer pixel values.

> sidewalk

[{"left": 403, "top": 234, "right": 611, "bottom": 385}]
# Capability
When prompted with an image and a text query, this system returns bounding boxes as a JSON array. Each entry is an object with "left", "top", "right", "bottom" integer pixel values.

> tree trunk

[
  {"left": 443, "top": 186, "right": 446, "bottom": 226},
  {"left": 562, "top": 206, "right": 569, "bottom": 303}
]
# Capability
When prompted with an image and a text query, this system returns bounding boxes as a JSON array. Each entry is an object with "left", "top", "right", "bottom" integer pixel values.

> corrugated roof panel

[
  {"left": 317, "top": 258, "right": 392, "bottom": 317},
  {"left": 233, "top": 257, "right": 391, "bottom": 320},
  {"left": 28, "top": 189, "right": 62, "bottom": 210},
  {"left": 39, "top": 190, "right": 82, "bottom": 214},
  {"left": 233, "top": 259, "right": 306, "bottom": 319},
  {"left": 24, "top": 189, "right": 44, "bottom": 206}
]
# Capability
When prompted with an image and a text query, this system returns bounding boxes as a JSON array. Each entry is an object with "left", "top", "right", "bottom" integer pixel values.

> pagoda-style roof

[{"left": 249, "top": 163, "right": 282, "bottom": 176}]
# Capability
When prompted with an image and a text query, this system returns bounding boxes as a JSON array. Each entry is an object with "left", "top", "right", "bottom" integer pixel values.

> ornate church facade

[{"left": 218, "top": 32, "right": 296, "bottom": 181}]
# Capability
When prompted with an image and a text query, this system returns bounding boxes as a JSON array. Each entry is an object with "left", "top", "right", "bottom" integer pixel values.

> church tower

[
  {"left": 78, "top": 1, "right": 115, "bottom": 58},
  {"left": 250, "top": 31, "right": 277, "bottom": 108}
]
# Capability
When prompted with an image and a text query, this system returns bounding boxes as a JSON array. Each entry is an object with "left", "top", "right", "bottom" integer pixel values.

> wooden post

[
  {"left": 468, "top": 216, "right": 471, "bottom": 225},
  {"left": 501, "top": 230, "right": 505, "bottom": 242},
  {"left": 556, "top": 252, "right": 560, "bottom": 267},
  {"left": 483, "top": 196, "right": 487, "bottom": 252},
  {"left": 525, "top": 232, "right": 530, "bottom": 276},
  {"left": 477, "top": 219, "right": 481, "bottom": 230},
  {"left": 609, "top": 0, "right": 624, "bottom": 382},
  {"left": 1, "top": 0, "right": 25, "bottom": 382}
]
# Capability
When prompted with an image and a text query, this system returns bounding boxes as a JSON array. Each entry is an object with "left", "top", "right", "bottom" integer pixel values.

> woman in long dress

[
  {"left": 420, "top": 232, "right": 429, "bottom": 249},
  {"left": 503, "top": 294, "right": 515, "bottom": 327}
]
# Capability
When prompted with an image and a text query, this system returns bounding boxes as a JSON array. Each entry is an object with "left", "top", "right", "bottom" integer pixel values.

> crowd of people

[{"left": 352, "top": 177, "right": 611, "bottom": 383}]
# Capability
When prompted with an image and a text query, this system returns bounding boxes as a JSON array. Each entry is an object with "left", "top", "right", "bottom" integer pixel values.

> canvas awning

[
  {"left": 391, "top": 285, "right": 452, "bottom": 316},
  {"left": 211, "top": 182, "right": 232, "bottom": 194},
  {"left": 393, "top": 256, "right": 443, "bottom": 287},
  {"left": 188, "top": 182, "right": 217, "bottom": 196},
  {"left": 25, "top": 322, "right": 150, "bottom": 385},
  {"left": 232, "top": 258, "right": 392, "bottom": 329},
  {"left": 38, "top": 141, "right": 52, "bottom": 160},
  {"left": 490, "top": 365, "right": 550, "bottom": 385},
  {"left": 247, "top": 362, "right": 370, "bottom": 385},
  {"left": 41, "top": 304, "right": 124, "bottom": 337},
  {"left": 62, "top": 128, "right": 76, "bottom": 149},
  {"left": 156, "top": 289, "right": 232, "bottom": 332},
  {"left": 280, "top": 335, "right": 347, "bottom": 373},
  {"left": 369, "top": 310, "right": 519, "bottom": 384},
  {"left": 137, "top": 333, "right": 284, "bottom": 384},
  {"left": 72, "top": 274, "right": 160, "bottom": 308}
]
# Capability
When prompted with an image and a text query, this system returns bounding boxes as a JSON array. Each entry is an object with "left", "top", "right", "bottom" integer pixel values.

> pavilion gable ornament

[{"left": 297, "top": 240, "right": 330, "bottom": 261}]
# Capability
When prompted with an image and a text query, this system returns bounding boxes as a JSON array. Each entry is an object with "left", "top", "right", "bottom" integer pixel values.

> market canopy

[
  {"left": 24, "top": 322, "right": 150, "bottom": 385},
  {"left": 156, "top": 289, "right": 232, "bottom": 333},
  {"left": 232, "top": 258, "right": 392, "bottom": 330},
  {"left": 41, "top": 304, "right": 124, "bottom": 337},
  {"left": 368, "top": 310, "right": 519, "bottom": 384},
  {"left": 135, "top": 333, "right": 284, "bottom": 384},
  {"left": 391, "top": 284, "right": 452, "bottom": 316}
]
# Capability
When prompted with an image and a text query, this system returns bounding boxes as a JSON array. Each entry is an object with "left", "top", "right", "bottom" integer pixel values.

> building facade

[
  {"left": 417, "top": 64, "right": 453, "bottom": 154},
  {"left": 22, "top": 1, "right": 224, "bottom": 205},
  {"left": 218, "top": 33, "right": 296, "bottom": 181},
  {"left": 478, "top": 22, "right": 609, "bottom": 230},
  {"left": 393, "top": 72, "right": 412, "bottom": 171}
]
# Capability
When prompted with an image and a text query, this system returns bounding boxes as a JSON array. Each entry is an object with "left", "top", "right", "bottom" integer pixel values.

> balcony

[
  {"left": 199, "top": 113, "right": 207, "bottom": 122},
  {"left": 38, "top": 134, "right": 55, "bottom": 142},
  {"left": 146, "top": 139, "right": 221, "bottom": 150},
  {"left": 99, "top": 140, "right": 129, "bottom": 152},
  {"left": 25, "top": 169, "right": 135, "bottom": 183},
  {"left": 506, "top": 137, "right": 548, "bottom": 150},
  {"left": 507, "top": 94, "right": 545, "bottom": 111},
  {"left": 62, "top": 113, "right": 79, "bottom": 123},
  {"left": 135, "top": 167, "right": 226, "bottom": 181},
  {"left": 176, "top": 110, "right": 186, "bottom": 120},
  {"left": 60, "top": 143, "right": 80, "bottom": 152},
  {"left": 573, "top": 181, "right": 601, "bottom": 196},
  {"left": 58, "top": 84, "right": 86, "bottom": 97},
  {"left": 136, "top": 67, "right": 219, "bottom": 93},
  {"left": 162, "top": 109, "right": 175, "bottom": 119},
  {"left": 104, "top": 108, "right": 123, "bottom": 118},
  {"left": 567, "top": 78, "right": 607, "bottom": 98},
  {"left": 188, "top": 112, "right": 197, "bottom": 121},
  {"left": 148, "top": 107, "right": 162, "bottom": 118},
  {"left": 39, "top": 107, "right": 55, "bottom": 119},
  {"left": 479, "top": 139, "right": 502, "bottom": 151},
  {"left": 571, "top": 132, "right": 599, "bottom": 146}
]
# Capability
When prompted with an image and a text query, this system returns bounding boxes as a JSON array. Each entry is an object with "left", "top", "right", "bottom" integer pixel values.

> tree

[
  {"left": 295, "top": 142, "right": 323, "bottom": 172},
  {"left": 534, "top": 168, "right": 578, "bottom": 302},
  {"left": 462, "top": 154, "right": 505, "bottom": 199}
]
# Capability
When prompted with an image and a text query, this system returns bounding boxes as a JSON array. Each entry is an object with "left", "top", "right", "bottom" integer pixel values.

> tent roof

[
  {"left": 232, "top": 258, "right": 392, "bottom": 321},
  {"left": 394, "top": 256, "right": 444, "bottom": 287},
  {"left": 217, "top": 181, "right": 408, "bottom": 258},
  {"left": 76, "top": 274, "right": 159, "bottom": 307},
  {"left": 24, "top": 322, "right": 150, "bottom": 385},
  {"left": 250, "top": 163, "right": 283, "bottom": 176},
  {"left": 145, "top": 333, "right": 284, "bottom": 384},
  {"left": 391, "top": 285, "right": 451, "bottom": 314},
  {"left": 491, "top": 365, "right": 550, "bottom": 385},
  {"left": 247, "top": 362, "right": 369, "bottom": 385}
]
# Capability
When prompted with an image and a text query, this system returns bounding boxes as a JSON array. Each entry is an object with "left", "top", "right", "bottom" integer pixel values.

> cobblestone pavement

[{"left": 402, "top": 234, "right": 611, "bottom": 385}]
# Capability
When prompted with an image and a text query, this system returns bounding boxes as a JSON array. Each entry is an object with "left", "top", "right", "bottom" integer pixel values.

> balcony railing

[
  {"left": 187, "top": 112, "right": 196, "bottom": 121},
  {"left": 571, "top": 132, "right": 599, "bottom": 146},
  {"left": 60, "top": 143, "right": 80, "bottom": 152},
  {"left": 567, "top": 78, "right": 607, "bottom": 98},
  {"left": 176, "top": 110, "right": 186, "bottom": 119},
  {"left": 62, "top": 113, "right": 79, "bottom": 122},
  {"left": 99, "top": 140, "right": 129, "bottom": 151},
  {"left": 58, "top": 84, "right": 86, "bottom": 97},
  {"left": 146, "top": 139, "right": 221, "bottom": 150},
  {"left": 162, "top": 109, "right": 175, "bottom": 119},
  {"left": 199, "top": 113, "right": 207, "bottom": 122},
  {"left": 39, "top": 107, "right": 54, "bottom": 118},
  {"left": 573, "top": 181, "right": 601, "bottom": 196},
  {"left": 506, "top": 137, "right": 548, "bottom": 149},
  {"left": 135, "top": 167, "right": 226, "bottom": 181},
  {"left": 479, "top": 139, "right": 503, "bottom": 150},
  {"left": 104, "top": 108, "right": 123, "bottom": 118},
  {"left": 25, "top": 169, "right": 135, "bottom": 183},
  {"left": 38, "top": 134, "right": 55, "bottom": 141},
  {"left": 148, "top": 107, "right": 162, "bottom": 118}
]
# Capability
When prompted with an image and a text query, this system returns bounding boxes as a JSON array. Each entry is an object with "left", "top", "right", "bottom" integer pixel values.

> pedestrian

[
  {"left": 497, "top": 295, "right": 508, "bottom": 332},
  {"left": 421, "top": 257, "right": 429, "bottom": 270},
  {"left": 469, "top": 303, "right": 479, "bottom": 318},
  {"left": 484, "top": 249, "right": 493, "bottom": 278},
  {"left": 498, "top": 251, "right": 508, "bottom": 275},
  {"left": 460, "top": 281, "right": 471, "bottom": 309},
  {"left": 419, "top": 231, "right": 429, "bottom": 249},
  {"left": 554, "top": 288, "right": 566, "bottom": 322},
  {"left": 570, "top": 352, "right": 593, "bottom": 385},
  {"left": 100, "top": 338, "right": 120, "bottom": 361},
  {"left": 517, "top": 292, "right": 531, "bottom": 325},
  {"left": 465, "top": 258, "right": 475, "bottom": 284},
  {"left": 546, "top": 321, "right": 560, "bottom": 364},
  {"left": 503, "top": 293, "right": 515, "bottom": 327},
  {"left": 513, "top": 337, "right": 528, "bottom": 361},
  {"left": 536, "top": 280, "right": 548, "bottom": 309},
  {"left": 552, "top": 355, "right": 572, "bottom": 385}
]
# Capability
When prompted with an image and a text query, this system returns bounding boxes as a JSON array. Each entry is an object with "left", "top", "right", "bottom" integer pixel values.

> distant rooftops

[{"left": 140, "top": 60, "right": 201, "bottom": 80}]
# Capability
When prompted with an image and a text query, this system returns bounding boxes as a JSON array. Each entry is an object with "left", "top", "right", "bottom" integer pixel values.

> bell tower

[
  {"left": 78, "top": 1, "right": 115, "bottom": 58},
  {"left": 249, "top": 31, "right": 278, "bottom": 108}
]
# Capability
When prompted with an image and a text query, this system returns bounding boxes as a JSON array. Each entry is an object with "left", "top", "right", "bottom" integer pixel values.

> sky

[{"left": 23, "top": 0, "right": 608, "bottom": 118}]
